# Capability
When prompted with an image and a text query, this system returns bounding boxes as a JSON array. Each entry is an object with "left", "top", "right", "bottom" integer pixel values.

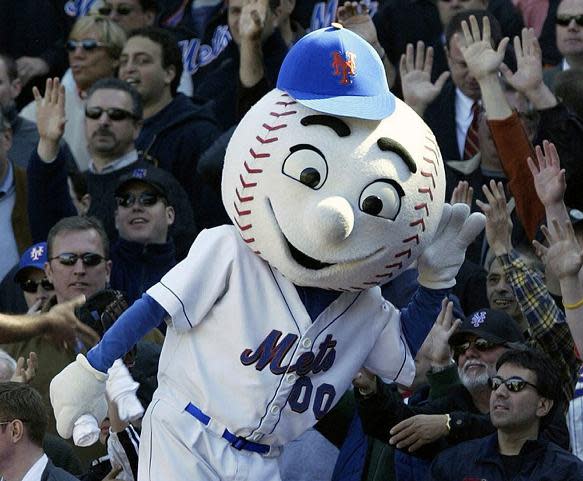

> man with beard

[{"left": 353, "top": 306, "right": 571, "bottom": 474}]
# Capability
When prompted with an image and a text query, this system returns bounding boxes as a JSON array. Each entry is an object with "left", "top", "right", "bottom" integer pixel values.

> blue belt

[{"left": 185, "top": 402, "right": 270, "bottom": 454}]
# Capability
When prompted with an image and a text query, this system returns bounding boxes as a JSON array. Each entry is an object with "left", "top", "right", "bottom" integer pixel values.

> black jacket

[
  {"left": 42, "top": 458, "right": 80, "bottom": 481},
  {"left": 136, "top": 94, "right": 222, "bottom": 230},
  {"left": 427, "top": 433, "right": 583, "bottom": 480}
]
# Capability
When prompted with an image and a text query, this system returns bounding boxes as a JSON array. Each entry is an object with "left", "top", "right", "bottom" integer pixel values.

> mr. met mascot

[{"left": 51, "top": 25, "right": 484, "bottom": 480}]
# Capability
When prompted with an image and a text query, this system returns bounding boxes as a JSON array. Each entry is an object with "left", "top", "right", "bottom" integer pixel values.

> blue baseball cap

[
  {"left": 14, "top": 242, "right": 48, "bottom": 282},
  {"left": 276, "top": 24, "right": 395, "bottom": 120}
]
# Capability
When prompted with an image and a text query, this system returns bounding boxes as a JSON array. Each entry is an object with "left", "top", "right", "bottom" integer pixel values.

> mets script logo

[
  {"left": 30, "top": 246, "right": 44, "bottom": 261},
  {"left": 332, "top": 51, "right": 356, "bottom": 85},
  {"left": 240, "top": 330, "right": 338, "bottom": 419},
  {"left": 471, "top": 311, "right": 487, "bottom": 327}
]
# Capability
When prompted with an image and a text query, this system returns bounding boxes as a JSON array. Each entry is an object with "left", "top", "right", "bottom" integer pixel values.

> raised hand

[
  {"left": 337, "top": 1, "right": 379, "bottom": 47},
  {"left": 527, "top": 140, "right": 566, "bottom": 208},
  {"left": 33, "top": 77, "right": 66, "bottom": 142},
  {"left": 418, "top": 299, "right": 461, "bottom": 367},
  {"left": 476, "top": 180, "right": 513, "bottom": 256},
  {"left": 10, "top": 352, "right": 38, "bottom": 384},
  {"left": 450, "top": 180, "right": 474, "bottom": 207},
  {"left": 534, "top": 219, "right": 583, "bottom": 280},
  {"left": 400, "top": 41, "right": 450, "bottom": 116},
  {"left": 458, "top": 15, "right": 509, "bottom": 82},
  {"left": 499, "top": 28, "right": 543, "bottom": 95},
  {"left": 239, "top": 0, "right": 269, "bottom": 41}
]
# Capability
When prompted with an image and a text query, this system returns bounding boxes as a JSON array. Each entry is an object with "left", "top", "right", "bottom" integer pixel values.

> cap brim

[
  {"left": 449, "top": 329, "right": 507, "bottom": 346},
  {"left": 286, "top": 89, "right": 396, "bottom": 120},
  {"left": 115, "top": 179, "right": 166, "bottom": 198},
  {"left": 14, "top": 266, "right": 44, "bottom": 283}
]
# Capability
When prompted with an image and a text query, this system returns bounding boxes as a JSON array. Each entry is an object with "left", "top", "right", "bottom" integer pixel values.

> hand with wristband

[{"left": 534, "top": 219, "right": 583, "bottom": 353}]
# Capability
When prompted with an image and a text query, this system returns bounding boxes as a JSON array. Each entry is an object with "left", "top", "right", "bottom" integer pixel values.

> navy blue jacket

[
  {"left": 136, "top": 94, "right": 222, "bottom": 230},
  {"left": 427, "top": 433, "right": 583, "bottom": 481},
  {"left": 109, "top": 238, "right": 176, "bottom": 305}
]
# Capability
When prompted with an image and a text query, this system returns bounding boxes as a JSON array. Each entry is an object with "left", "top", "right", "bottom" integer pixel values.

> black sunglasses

[
  {"left": 556, "top": 14, "right": 583, "bottom": 27},
  {"left": 115, "top": 192, "right": 163, "bottom": 208},
  {"left": 85, "top": 106, "right": 138, "bottom": 122},
  {"left": 49, "top": 252, "right": 106, "bottom": 267},
  {"left": 488, "top": 376, "right": 538, "bottom": 393},
  {"left": 66, "top": 39, "right": 107, "bottom": 52},
  {"left": 19, "top": 278, "right": 54, "bottom": 293},
  {"left": 452, "top": 338, "right": 500, "bottom": 358},
  {"left": 98, "top": 4, "right": 134, "bottom": 16}
]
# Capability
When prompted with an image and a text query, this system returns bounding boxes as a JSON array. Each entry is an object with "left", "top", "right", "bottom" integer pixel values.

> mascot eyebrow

[
  {"left": 376, "top": 138, "right": 417, "bottom": 174},
  {"left": 300, "top": 115, "right": 351, "bottom": 137}
]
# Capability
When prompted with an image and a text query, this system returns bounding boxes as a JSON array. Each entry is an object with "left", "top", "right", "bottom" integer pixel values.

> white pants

[{"left": 138, "top": 398, "right": 282, "bottom": 481}]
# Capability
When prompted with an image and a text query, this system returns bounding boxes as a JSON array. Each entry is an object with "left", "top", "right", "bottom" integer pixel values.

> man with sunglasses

[
  {"left": 13, "top": 242, "right": 54, "bottom": 314},
  {"left": 110, "top": 168, "right": 177, "bottom": 304},
  {"left": 97, "top": 0, "right": 158, "bottom": 33},
  {"left": 354, "top": 307, "right": 570, "bottom": 480},
  {"left": 543, "top": 0, "right": 583, "bottom": 89},
  {"left": 427, "top": 348, "right": 583, "bottom": 480},
  {"left": 28, "top": 76, "right": 197, "bottom": 260}
]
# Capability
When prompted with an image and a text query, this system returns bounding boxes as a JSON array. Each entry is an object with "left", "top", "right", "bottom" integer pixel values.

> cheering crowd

[{"left": 2, "top": 0, "right": 583, "bottom": 479}]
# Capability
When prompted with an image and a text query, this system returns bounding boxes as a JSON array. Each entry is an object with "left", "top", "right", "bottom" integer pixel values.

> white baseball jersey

[{"left": 147, "top": 225, "right": 414, "bottom": 448}]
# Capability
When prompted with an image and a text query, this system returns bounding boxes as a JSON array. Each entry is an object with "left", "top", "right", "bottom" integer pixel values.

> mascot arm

[
  {"left": 50, "top": 295, "right": 166, "bottom": 439},
  {"left": 87, "top": 293, "right": 167, "bottom": 373},
  {"left": 417, "top": 204, "right": 486, "bottom": 289}
]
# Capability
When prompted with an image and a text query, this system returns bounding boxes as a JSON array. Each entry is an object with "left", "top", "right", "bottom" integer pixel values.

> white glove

[
  {"left": 106, "top": 359, "right": 144, "bottom": 422},
  {"left": 417, "top": 203, "right": 485, "bottom": 289},
  {"left": 50, "top": 353, "right": 108, "bottom": 439},
  {"left": 72, "top": 414, "right": 100, "bottom": 447}
]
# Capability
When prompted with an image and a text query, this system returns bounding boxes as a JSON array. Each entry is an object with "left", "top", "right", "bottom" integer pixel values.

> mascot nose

[{"left": 315, "top": 197, "right": 355, "bottom": 244}]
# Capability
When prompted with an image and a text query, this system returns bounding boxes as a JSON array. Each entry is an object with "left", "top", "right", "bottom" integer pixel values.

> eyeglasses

[
  {"left": 556, "top": 14, "right": 583, "bottom": 27},
  {"left": 49, "top": 253, "right": 106, "bottom": 267},
  {"left": 98, "top": 4, "right": 135, "bottom": 16},
  {"left": 66, "top": 39, "right": 107, "bottom": 52},
  {"left": 488, "top": 376, "right": 538, "bottom": 393},
  {"left": 85, "top": 106, "right": 139, "bottom": 122},
  {"left": 19, "top": 278, "right": 54, "bottom": 293},
  {"left": 115, "top": 192, "right": 163, "bottom": 208},
  {"left": 452, "top": 338, "right": 500, "bottom": 358}
]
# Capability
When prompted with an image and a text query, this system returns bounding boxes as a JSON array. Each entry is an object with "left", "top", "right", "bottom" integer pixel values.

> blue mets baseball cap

[
  {"left": 14, "top": 242, "right": 48, "bottom": 282},
  {"left": 276, "top": 24, "right": 395, "bottom": 120}
]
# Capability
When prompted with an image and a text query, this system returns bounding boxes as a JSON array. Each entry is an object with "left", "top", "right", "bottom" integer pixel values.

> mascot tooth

[{"left": 49, "top": 24, "right": 484, "bottom": 481}]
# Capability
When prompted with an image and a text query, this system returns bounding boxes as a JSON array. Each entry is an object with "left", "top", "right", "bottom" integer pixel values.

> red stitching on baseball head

[
  {"left": 409, "top": 218, "right": 426, "bottom": 231},
  {"left": 420, "top": 171, "right": 436, "bottom": 188},
  {"left": 418, "top": 187, "right": 433, "bottom": 201},
  {"left": 239, "top": 175, "right": 257, "bottom": 189},
  {"left": 236, "top": 188, "right": 254, "bottom": 203},
  {"left": 262, "top": 123, "right": 288, "bottom": 132},
  {"left": 415, "top": 203, "right": 429, "bottom": 216},
  {"left": 244, "top": 161, "right": 263, "bottom": 174},
  {"left": 256, "top": 135, "right": 278, "bottom": 144}
]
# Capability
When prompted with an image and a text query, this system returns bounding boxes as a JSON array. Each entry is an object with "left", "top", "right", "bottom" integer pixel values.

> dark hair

[
  {"left": 47, "top": 216, "right": 110, "bottom": 259},
  {"left": 138, "top": 0, "right": 159, "bottom": 12},
  {"left": 0, "top": 383, "right": 47, "bottom": 446},
  {"left": 555, "top": 69, "right": 583, "bottom": 120},
  {"left": 445, "top": 10, "right": 503, "bottom": 49},
  {"left": 127, "top": 27, "right": 183, "bottom": 96},
  {"left": 496, "top": 348, "right": 560, "bottom": 402},
  {"left": 0, "top": 53, "right": 18, "bottom": 82},
  {"left": 86, "top": 77, "right": 143, "bottom": 120}
]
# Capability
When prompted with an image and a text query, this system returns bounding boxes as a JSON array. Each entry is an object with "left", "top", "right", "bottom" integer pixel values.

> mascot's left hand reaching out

[{"left": 51, "top": 24, "right": 484, "bottom": 481}]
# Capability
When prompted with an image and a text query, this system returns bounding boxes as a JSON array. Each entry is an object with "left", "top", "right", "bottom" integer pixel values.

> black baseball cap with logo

[
  {"left": 114, "top": 167, "right": 174, "bottom": 203},
  {"left": 449, "top": 308, "right": 526, "bottom": 346}
]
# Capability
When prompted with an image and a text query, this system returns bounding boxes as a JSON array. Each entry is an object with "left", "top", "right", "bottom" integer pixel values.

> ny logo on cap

[
  {"left": 30, "top": 245, "right": 44, "bottom": 261},
  {"left": 471, "top": 311, "right": 486, "bottom": 328},
  {"left": 332, "top": 51, "right": 356, "bottom": 85},
  {"left": 131, "top": 168, "right": 148, "bottom": 179}
]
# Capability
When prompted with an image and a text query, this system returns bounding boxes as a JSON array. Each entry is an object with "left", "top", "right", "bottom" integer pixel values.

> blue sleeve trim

[
  {"left": 400, "top": 286, "right": 462, "bottom": 358},
  {"left": 87, "top": 294, "right": 167, "bottom": 373}
]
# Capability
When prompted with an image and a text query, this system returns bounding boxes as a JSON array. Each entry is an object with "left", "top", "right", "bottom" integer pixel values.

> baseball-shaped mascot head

[{"left": 222, "top": 25, "right": 446, "bottom": 291}]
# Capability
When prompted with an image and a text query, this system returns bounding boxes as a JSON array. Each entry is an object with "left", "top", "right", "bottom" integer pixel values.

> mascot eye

[
  {"left": 282, "top": 144, "right": 328, "bottom": 190},
  {"left": 359, "top": 180, "right": 405, "bottom": 220}
]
